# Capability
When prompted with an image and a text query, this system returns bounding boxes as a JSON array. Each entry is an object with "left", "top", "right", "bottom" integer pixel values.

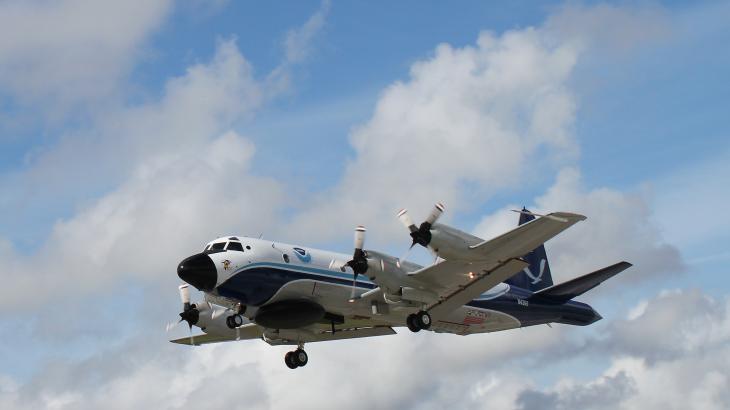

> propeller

[
  {"left": 165, "top": 284, "right": 201, "bottom": 344},
  {"left": 344, "top": 226, "right": 368, "bottom": 302},
  {"left": 397, "top": 202, "right": 445, "bottom": 249}
]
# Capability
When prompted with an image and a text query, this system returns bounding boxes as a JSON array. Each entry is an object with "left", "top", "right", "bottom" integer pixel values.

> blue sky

[{"left": 0, "top": 1, "right": 728, "bottom": 409}]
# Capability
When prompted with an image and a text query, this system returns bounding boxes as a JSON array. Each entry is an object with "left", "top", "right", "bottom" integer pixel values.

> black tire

[
  {"left": 406, "top": 314, "right": 420, "bottom": 333},
  {"left": 415, "top": 311, "right": 431, "bottom": 330},
  {"left": 293, "top": 349, "right": 308, "bottom": 367},
  {"left": 285, "top": 351, "right": 298, "bottom": 369},
  {"left": 226, "top": 316, "right": 236, "bottom": 329}
]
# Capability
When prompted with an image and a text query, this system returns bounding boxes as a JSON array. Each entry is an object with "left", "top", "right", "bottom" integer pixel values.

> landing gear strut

[
  {"left": 284, "top": 347, "right": 308, "bottom": 369},
  {"left": 406, "top": 310, "right": 431, "bottom": 332}
]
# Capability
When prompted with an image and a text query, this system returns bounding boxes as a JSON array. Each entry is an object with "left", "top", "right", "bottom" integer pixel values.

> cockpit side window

[
  {"left": 210, "top": 242, "right": 226, "bottom": 251},
  {"left": 227, "top": 242, "right": 244, "bottom": 252}
]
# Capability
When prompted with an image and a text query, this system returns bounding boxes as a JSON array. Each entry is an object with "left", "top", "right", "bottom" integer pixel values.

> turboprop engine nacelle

[
  {"left": 398, "top": 204, "right": 484, "bottom": 261},
  {"left": 427, "top": 223, "right": 484, "bottom": 260},
  {"left": 194, "top": 302, "right": 250, "bottom": 334}
]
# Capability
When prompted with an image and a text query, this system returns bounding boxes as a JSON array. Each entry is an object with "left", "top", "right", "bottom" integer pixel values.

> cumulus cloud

[
  {"left": 0, "top": 3, "right": 716, "bottom": 410},
  {"left": 474, "top": 168, "right": 683, "bottom": 285},
  {"left": 0, "top": 130, "right": 284, "bottom": 310},
  {"left": 4, "top": 288, "right": 727, "bottom": 410},
  {"left": 515, "top": 290, "right": 730, "bottom": 410},
  {"left": 0, "top": 0, "right": 173, "bottom": 114},
  {"left": 0, "top": 5, "right": 331, "bottom": 310},
  {"left": 290, "top": 26, "right": 580, "bottom": 244},
  {"left": 517, "top": 371, "right": 636, "bottom": 410}
]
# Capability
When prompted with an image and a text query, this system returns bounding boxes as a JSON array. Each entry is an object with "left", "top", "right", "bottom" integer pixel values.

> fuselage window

[
  {"left": 227, "top": 242, "right": 244, "bottom": 252},
  {"left": 246, "top": 245, "right": 251, "bottom": 250},
  {"left": 211, "top": 242, "right": 226, "bottom": 251}
]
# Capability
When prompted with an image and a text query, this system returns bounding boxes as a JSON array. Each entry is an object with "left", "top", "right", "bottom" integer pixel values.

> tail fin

[
  {"left": 532, "top": 261, "right": 632, "bottom": 303},
  {"left": 505, "top": 208, "right": 554, "bottom": 292}
]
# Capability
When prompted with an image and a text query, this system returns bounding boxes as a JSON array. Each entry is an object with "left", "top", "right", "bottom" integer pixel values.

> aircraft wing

[
  {"left": 411, "top": 212, "right": 586, "bottom": 318},
  {"left": 169, "top": 323, "right": 264, "bottom": 346},
  {"left": 301, "top": 326, "right": 396, "bottom": 343}
]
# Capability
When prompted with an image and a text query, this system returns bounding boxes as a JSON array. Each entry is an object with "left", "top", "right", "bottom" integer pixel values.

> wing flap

[
  {"left": 428, "top": 258, "right": 528, "bottom": 318},
  {"left": 170, "top": 323, "right": 263, "bottom": 346},
  {"left": 305, "top": 326, "right": 396, "bottom": 342}
]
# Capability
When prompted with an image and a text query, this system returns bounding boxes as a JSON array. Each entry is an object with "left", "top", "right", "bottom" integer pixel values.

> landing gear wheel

[
  {"left": 285, "top": 351, "right": 298, "bottom": 369},
  {"left": 406, "top": 314, "right": 421, "bottom": 333},
  {"left": 293, "top": 349, "right": 308, "bottom": 367},
  {"left": 415, "top": 310, "right": 431, "bottom": 330},
  {"left": 226, "top": 314, "right": 244, "bottom": 329}
]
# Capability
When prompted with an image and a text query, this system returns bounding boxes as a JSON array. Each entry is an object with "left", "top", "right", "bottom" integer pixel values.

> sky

[{"left": 0, "top": 0, "right": 728, "bottom": 409}]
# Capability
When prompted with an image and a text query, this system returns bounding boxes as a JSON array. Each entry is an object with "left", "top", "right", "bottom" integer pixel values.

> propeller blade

[
  {"left": 346, "top": 225, "right": 369, "bottom": 302},
  {"left": 354, "top": 225, "right": 366, "bottom": 250},
  {"left": 179, "top": 284, "right": 190, "bottom": 306},
  {"left": 329, "top": 259, "right": 347, "bottom": 272},
  {"left": 397, "top": 209, "right": 417, "bottom": 232},
  {"left": 349, "top": 273, "right": 358, "bottom": 302},
  {"left": 424, "top": 202, "right": 445, "bottom": 225},
  {"left": 165, "top": 319, "right": 183, "bottom": 332},
  {"left": 396, "top": 246, "right": 414, "bottom": 268}
]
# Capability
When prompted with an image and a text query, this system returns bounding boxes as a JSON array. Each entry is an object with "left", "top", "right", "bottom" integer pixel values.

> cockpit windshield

[
  {"left": 204, "top": 240, "right": 247, "bottom": 253},
  {"left": 226, "top": 242, "right": 244, "bottom": 251}
]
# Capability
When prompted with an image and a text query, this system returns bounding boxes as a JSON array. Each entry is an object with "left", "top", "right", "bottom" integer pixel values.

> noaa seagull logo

[
  {"left": 523, "top": 259, "right": 546, "bottom": 284},
  {"left": 292, "top": 247, "right": 311, "bottom": 263}
]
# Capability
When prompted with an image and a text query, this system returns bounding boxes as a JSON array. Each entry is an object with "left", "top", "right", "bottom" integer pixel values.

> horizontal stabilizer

[{"left": 532, "top": 261, "right": 632, "bottom": 303}]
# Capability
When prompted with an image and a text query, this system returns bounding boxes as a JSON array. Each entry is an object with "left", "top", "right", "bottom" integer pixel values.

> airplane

[{"left": 169, "top": 204, "right": 631, "bottom": 369}]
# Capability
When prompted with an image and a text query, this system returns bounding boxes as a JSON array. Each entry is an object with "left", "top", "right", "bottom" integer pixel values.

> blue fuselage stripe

[{"left": 216, "top": 262, "right": 599, "bottom": 326}]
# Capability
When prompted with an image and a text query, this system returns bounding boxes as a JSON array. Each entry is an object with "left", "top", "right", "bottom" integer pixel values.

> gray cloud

[{"left": 517, "top": 371, "right": 636, "bottom": 410}]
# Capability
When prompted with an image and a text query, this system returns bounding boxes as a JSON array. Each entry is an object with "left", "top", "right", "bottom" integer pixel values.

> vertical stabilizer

[{"left": 505, "top": 208, "right": 554, "bottom": 291}]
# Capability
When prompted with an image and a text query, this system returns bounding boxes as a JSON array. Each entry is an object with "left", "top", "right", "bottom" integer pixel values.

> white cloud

[
  {"left": 0, "top": 130, "right": 284, "bottom": 310},
  {"left": 4, "top": 288, "right": 727, "bottom": 410},
  {"left": 284, "top": 0, "right": 330, "bottom": 64},
  {"left": 0, "top": 0, "right": 173, "bottom": 114},
  {"left": 0, "top": 15, "right": 331, "bottom": 309},
  {"left": 474, "top": 168, "right": 683, "bottom": 285},
  {"left": 289, "top": 26, "right": 581, "bottom": 245},
  {"left": 516, "top": 290, "right": 730, "bottom": 410},
  {"left": 545, "top": 3, "right": 669, "bottom": 55}
]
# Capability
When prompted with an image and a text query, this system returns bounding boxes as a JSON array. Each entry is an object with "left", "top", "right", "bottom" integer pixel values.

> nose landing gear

[
  {"left": 225, "top": 314, "right": 244, "bottom": 329},
  {"left": 225, "top": 304, "right": 247, "bottom": 329},
  {"left": 284, "top": 345, "right": 308, "bottom": 369}
]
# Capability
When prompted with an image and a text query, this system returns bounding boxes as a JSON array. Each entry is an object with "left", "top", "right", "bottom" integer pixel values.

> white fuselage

[{"left": 201, "top": 236, "right": 521, "bottom": 336}]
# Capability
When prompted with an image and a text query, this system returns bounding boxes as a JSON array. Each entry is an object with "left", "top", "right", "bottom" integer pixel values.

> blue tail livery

[{"left": 506, "top": 208, "right": 554, "bottom": 291}]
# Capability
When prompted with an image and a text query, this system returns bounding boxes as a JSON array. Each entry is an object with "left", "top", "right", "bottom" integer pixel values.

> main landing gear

[
  {"left": 284, "top": 346, "right": 308, "bottom": 369},
  {"left": 406, "top": 310, "right": 432, "bottom": 332}
]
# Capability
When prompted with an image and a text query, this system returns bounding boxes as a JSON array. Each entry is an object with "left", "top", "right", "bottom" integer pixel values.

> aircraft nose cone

[{"left": 177, "top": 253, "right": 217, "bottom": 291}]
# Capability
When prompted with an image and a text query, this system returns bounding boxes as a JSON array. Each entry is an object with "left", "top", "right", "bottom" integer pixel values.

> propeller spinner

[
  {"left": 397, "top": 202, "right": 445, "bottom": 248},
  {"left": 174, "top": 284, "right": 200, "bottom": 331}
]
